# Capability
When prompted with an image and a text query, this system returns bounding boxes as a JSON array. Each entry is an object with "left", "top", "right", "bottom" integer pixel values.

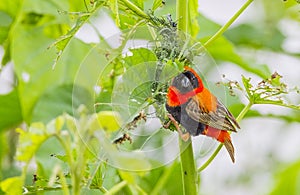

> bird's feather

[{"left": 185, "top": 93, "right": 240, "bottom": 132}]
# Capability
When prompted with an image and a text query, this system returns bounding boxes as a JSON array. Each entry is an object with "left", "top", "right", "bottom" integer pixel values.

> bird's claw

[{"left": 164, "top": 114, "right": 190, "bottom": 141}]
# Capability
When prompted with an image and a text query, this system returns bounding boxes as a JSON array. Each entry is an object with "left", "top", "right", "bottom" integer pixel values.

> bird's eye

[{"left": 181, "top": 77, "right": 191, "bottom": 88}]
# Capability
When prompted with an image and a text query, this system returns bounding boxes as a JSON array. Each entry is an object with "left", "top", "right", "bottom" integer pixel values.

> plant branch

[
  {"left": 105, "top": 180, "right": 127, "bottom": 195},
  {"left": 255, "top": 101, "right": 300, "bottom": 110},
  {"left": 120, "top": 0, "right": 149, "bottom": 19},
  {"left": 203, "top": 0, "right": 253, "bottom": 48}
]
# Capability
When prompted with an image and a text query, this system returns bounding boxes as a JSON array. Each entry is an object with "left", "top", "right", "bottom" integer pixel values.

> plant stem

[
  {"left": 176, "top": 0, "right": 188, "bottom": 33},
  {"left": 177, "top": 0, "right": 198, "bottom": 194},
  {"left": 120, "top": 0, "right": 149, "bottom": 19},
  {"left": 105, "top": 180, "right": 127, "bottom": 195},
  {"left": 197, "top": 144, "right": 223, "bottom": 172},
  {"left": 203, "top": 0, "right": 254, "bottom": 48},
  {"left": 236, "top": 102, "right": 253, "bottom": 122},
  {"left": 197, "top": 102, "right": 253, "bottom": 172},
  {"left": 180, "top": 139, "right": 199, "bottom": 194}
]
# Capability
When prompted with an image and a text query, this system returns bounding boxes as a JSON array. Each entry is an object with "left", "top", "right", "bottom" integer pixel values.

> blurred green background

[{"left": 0, "top": 0, "right": 300, "bottom": 194}]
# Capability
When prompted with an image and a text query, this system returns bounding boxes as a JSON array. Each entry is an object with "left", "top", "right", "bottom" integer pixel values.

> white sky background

[{"left": 0, "top": 0, "right": 300, "bottom": 194}]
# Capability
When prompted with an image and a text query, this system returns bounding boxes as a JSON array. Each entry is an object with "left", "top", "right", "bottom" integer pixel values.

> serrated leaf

[
  {"left": 241, "top": 75, "right": 252, "bottom": 98},
  {"left": 50, "top": 14, "right": 90, "bottom": 68}
]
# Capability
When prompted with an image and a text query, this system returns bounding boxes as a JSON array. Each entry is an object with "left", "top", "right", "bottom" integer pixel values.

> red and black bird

[{"left": 166, "top": 66, "right": 240, "bottom": 162}]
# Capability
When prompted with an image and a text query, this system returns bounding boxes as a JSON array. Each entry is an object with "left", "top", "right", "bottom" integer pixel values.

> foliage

[{"left": 0, "top": 0, "right": 299, "bottom": 194}]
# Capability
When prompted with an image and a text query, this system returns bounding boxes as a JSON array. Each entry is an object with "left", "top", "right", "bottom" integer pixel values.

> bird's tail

[
  {"left": 203, "top": 127, "right": 235, "bottom": 163},
  {"left": 223, "top": 138, "right": 235, "bottom": 163}
]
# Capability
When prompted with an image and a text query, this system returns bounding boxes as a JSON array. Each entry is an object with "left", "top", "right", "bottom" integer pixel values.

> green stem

[
  {"left": 177, "top": 0, "right": 198, "bottom": 194},
  {"left": 23, "top": 186, "right": 72, "bottom": 194},
  {"left": 197, "top": 102, "right": 253, "bottom": 172},
  {"left": 236, "top": 102, "right": 253, "bottom": 122},
  {"left": 176, "top": 0, "right": 188, "bottom": 33},
  {"left": 180, "top": 139, "right": 199, "bottom": 194},
  {"left": 58, "top": 169, "right": 70, "bottom": 195},
  {"left": 120, "top": 0, "right": 149, "bottom": 19},
  {"left": 55, "top": 133, "right": 81, "bottom": 195},
  {"left": 105, "top": 180, "right": 127, "bottom": 195},
  {"left": 197, "top": 144, "right": 223, "bottom": 172},
  {"left": 203, "top": 0, "right": 254, "bottom": 48},
  {"left": 255, "top": 101, "right": 300, "bottom": 110}
]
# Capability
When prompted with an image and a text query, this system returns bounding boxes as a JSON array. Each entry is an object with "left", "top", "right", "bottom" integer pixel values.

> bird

[{"left": 165, "top": 66, "right": 240, "bottom": 162}]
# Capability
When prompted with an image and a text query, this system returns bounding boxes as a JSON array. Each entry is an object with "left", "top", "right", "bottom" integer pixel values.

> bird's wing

[{"left": 185, "top": 94, "right": 240, "bottom": 132}]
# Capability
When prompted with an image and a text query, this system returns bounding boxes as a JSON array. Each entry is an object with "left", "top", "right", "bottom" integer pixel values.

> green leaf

[
  {"left": 152, "top": 0, "right": 163, "bottom": 10},
  {"left": 197, "top": 15, "right": 271, "bottom": 78},
  {"left": 112, "top": 62, "right": 171, "bottom": 123},
  {"left": 197, "top": 14, "right": 222, "bottom": 39},
  {"left": 52, "top": 154, "right": 69, "bottom": 163},
  {"left": 0, "top": 89, "right": 22, "bottom": 132},
  {"left": 95, "top": 90, "right": 113, "bottom": 112},
  {"left": 90, "top": 162, "right": 106, "bottom": 189},
  {"left": 22, "top": 0, "right": 68, "bottom": 16},
  {"left": 202, "top": 36, "right": 271, "bottom": 78},
  {"left": 12, "top": 21, "right": 91, "bottom": 122},
  {"left": 89, "top": 111, "right": 122, "bottom": 132},
  {"left": 50, "top": 13, "right": 90, "bottom": 68},
  {"left": 35, "top": 161, "right": 48, "bottom": 187},
  {"left": 123, "top": 48, "right": 157, "bottom": 67},
  {"left": 0, "top": 176, "right": 23, "bottom": 195},
  {"left": 31, "top": 84, "right": 93, "bottom": 123},
  {"left": 224, "top": 23, "right": 285, "bottom": 51},
  {"left": 1, "top": 39, "right": 11, "bottom": 65},
  {"left": 97, "top": 111, "right": 122, "bottom": 131},
  {"left": 270, "top": 161, "right": 300, "bottom": 195},
  {"left": 131, "top": 0, "right": 144, "bottom": 10},
  {"left": 15, "top": 123, "right": 50, "bottom": 163},
  {"left": 242, "top": 75, "right": 253, "bottom": 99},
  {"left": 0, "top": 0, "right": 22, "bottom": 19},
  {"left": 0, "top": 11, "right": 12, "bottom": 44}
]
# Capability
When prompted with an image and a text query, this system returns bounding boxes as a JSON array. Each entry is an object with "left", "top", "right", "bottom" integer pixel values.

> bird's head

[{"left": 171, "top": 66, "right": 204, "bottom": 94}]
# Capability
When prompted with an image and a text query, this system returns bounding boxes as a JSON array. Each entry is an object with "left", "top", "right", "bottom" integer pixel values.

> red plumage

[{"left": 166, "top": 66, "right": 240, "bottom": 162}]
